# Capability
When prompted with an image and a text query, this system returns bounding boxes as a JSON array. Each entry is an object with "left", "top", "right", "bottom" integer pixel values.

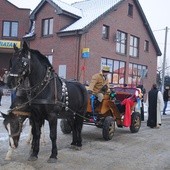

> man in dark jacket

[{"left": 163, "top": 86, "right": 169, "bottom": 115}]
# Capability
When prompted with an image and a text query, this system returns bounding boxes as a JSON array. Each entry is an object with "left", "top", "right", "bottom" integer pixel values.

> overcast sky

[{"left": 8, "top": 0, "right": 170, "bottom": 72}]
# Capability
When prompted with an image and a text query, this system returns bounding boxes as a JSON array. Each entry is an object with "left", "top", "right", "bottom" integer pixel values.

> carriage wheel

[
  {"left": 60, "top": 119, "right": 72, "bottom": 134},
  {"left": 130, "top": 112, "right": 141, "bottom": 133},
  {"left": 102, "top": 116, "right": 115, "bottom": 141}
]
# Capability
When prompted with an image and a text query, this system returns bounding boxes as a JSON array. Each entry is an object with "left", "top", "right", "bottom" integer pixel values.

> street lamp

[{"left": 161, "top": 27, "right": 169, "bottom": 92}]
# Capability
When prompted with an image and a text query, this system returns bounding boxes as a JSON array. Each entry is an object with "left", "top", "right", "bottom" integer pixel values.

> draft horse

[
  {"left": 1, "top": 89, "right": 46, "bottom": 160},
  {"left": 5, "top": 41, "right": 88, "bottom": 163}
]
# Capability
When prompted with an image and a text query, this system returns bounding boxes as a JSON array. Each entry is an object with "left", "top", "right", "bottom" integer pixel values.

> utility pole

[{"left": 162, "top": 26, "right": 168, "bottom": 92}]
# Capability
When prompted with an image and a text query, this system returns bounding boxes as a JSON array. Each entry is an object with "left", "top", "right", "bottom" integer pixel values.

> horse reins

[{"left": 9, "top": 52, "right": 85, "bottom": 120}]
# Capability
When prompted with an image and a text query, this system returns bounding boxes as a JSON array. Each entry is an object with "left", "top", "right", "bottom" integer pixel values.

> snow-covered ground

[
  {"left": 0, "top": 94, "right": 170, "bottom": 142},
  {"left": 1, "top": 94, "right": 170, "bottom": 170},
  {"left": 0, "top": 95, "right": 11, "bottom": 116}
]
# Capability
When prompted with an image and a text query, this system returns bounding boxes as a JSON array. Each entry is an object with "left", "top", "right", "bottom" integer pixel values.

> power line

[{"left": 153, "top": 28, "right": 166, "bottom": 32}]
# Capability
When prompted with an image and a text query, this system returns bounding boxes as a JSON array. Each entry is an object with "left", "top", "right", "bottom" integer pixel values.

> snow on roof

[
  {"left": 61, "top": 0, "right": 122, "bottom": 32},
  {"left": 52, "top": 0, "right": 83, "bottom": 17},
  {"left": 24, "top": 0, "right": 122, "bottom": 38}
]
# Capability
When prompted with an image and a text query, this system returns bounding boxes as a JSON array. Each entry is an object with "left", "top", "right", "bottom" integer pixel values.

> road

[
  {"left": 0, "top": 95, "right": 170, "bottom": 170},
  {"left": 0, "top": 115, "right": 170, "bottom": 170}
]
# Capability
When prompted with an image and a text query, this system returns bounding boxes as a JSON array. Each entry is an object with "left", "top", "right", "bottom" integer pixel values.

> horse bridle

[
  {"left": 8, "top": 116, "right": 26, "bottom": 138},
  {"left": 9, "top": 50, "right": 54, "bottom": 109},
  {"left": 10, "top": 50, "right": 78, "bottom": 117}
]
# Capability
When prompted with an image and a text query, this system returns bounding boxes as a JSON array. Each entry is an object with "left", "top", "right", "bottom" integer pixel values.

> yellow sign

[{"left": 0, "top": 40, "right": 21, "bottom": 48}]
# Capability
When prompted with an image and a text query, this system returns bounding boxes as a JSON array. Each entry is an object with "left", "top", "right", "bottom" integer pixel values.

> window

[
  {"left": 3, "top": 21, "right": 18, "bottom": 37},
  {"left": 46, "top": 55, "right": 53, "bottom": 64},
  {"left": 102, "top": 25, "right": 109, "bottom": 39},
  {"left": 42, "top": 18, "right": 53, "bottom": 36},
  {"left": 144, "top": 40, "right": 149, "bottom": 52},
  {"left": 101, "top": 58, "right": 126, "bottom": 86},
  {"left": 129, "top": 35, "right": 139, "bottom": 57},
  {"left": 128, "top": 63, "right": 147, "bottom": 87},
  {"left": 116, "top": 30, "right": 127, "bottom": 55},
  {"left": 128, "top": 4, "right": 133, "bottom": 17}
]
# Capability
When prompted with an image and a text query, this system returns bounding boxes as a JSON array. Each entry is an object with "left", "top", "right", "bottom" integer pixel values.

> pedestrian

[
  {"left": 137, "top": 85, "right": 146, "bottom": 121},
  {"left": 0, "top": 76, "right": 5, "bottom": 106},
  {"left": 2, "top": 70, "right": 9, "bottom": 86},
  {"left": 146, "top": 83, "right": 164, "bottom": 128},
  {"left": 11, "top": 88, "right": 17, "bottom": 104},
  {"left": 88, "top": 65, "right": 110, "bottom": 102},
  {"left": 163, "top": 86, "right": 169, "bottom": 115}
]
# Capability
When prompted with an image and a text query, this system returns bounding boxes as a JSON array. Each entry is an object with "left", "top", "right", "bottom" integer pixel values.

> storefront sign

[{"left": 0, "top": 40, "right": 21, "bottom": 48}]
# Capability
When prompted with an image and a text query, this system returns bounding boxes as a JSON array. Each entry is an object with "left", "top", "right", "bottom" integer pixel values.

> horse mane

[{"left": 29, "top": 49, "right": 53, "bottom": 68}]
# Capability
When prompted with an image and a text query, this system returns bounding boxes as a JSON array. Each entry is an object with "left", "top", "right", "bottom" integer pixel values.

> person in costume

[
  {"left": 88, "top": 65, "right": 110, "bottom": 102},
  {"left": 146, "top": 84, "right": 164, "bottom": 128}
]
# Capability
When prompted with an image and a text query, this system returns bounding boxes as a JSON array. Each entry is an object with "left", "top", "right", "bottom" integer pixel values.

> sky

[{"left": 7, "top": 0, "right": 170, "bottom": 73}]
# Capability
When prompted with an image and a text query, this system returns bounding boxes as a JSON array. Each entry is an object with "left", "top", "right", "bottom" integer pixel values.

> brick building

[
  {"left": 2, "top": 0, "right": 162, "bottom": 93},
  {"left": 0, "top": 0, "right": 30, "bottom": 76}
]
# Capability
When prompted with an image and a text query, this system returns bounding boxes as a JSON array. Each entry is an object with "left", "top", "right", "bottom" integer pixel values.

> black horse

[
  {"left": 1, "top": 88, "right": 45, "bottom": 160},
  {"left": 5, "top": 41, "right": 88, "bottom": 163}
]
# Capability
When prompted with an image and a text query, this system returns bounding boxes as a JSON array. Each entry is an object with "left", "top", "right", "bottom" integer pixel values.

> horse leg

[
  {"left": 40, "top": 121, "right": 46, "bottom": 146},
  {"left": 26, "top": 119, "right": 33, "bottom": 144},
  {"left": 47, "top": 113, "right": 57, "bottom": 163},
  {"left": 5, "top": 146, "right": 14, "bottom": 160},
  {"left": 71, "top": 116, "right": 84, "bottom": 150},
  {"left": 76, "top": 116, "right": 84, "bottom": 148},
  {"left": 28, "top": 121, "right": 41, "bottom": 161},
  {"left": 26, "top": 125, "right": 33, "bottom": 144}
]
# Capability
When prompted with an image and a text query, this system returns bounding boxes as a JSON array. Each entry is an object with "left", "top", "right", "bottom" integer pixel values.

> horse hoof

[
  {"left": 5, "top": 157, "right": 12, "bottom": 161},
  {"left": 28, "top": 156, "right": 38, "bottom": 161},
  {"left": 70, "top": 145, "right": 77, "bottom": 149},
  {"left": 75, "top": 146, "right": 82, "bottom": 151},
  {"left": 47, "top": 158, "right": 57, "bottom": 163},
  {"left": 70, "top": 145, "right": 82, "bottom": 150}
]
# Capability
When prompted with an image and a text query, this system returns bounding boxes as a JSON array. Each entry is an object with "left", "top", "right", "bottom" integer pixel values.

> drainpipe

[{"left": 76, "top": 33, "right": 81, "bottom": 81}]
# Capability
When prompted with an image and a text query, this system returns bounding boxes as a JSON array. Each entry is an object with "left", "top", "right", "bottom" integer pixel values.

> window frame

[
  {"left": 128, "top": 63, "right": 147, "bottom": 87},
  {"left": 129, "top": 35, "right": 139, "bottom": 57},
  {"left": 102, "top": 25, "right": 109, "bottom": 40},
  {"left": 42, "top": 18, "right": 53, "bottom": 37},
  {"left": 101, "top": 57, "right": 126, "bottom": 86},
  {"left": 144, "top": 40, "right": 149, "bottom": 52},
  {"left": 116, "top": 30, "right": 127, "bottom": 55},
  {"left": 128, "top": 3, "right": 133, "bottom": 17},
  {"left": 2, "top": 21, "right": 18, "bottom": 38}
]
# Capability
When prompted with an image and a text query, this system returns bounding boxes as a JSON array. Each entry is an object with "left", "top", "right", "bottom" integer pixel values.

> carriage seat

[{"left": 114, "top": 92, "right": 132, "bottom": 114}]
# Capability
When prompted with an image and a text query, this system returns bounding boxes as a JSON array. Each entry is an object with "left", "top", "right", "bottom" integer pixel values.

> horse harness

[{"left": 10, "top": 63, "right": 75, "bottom": 117}]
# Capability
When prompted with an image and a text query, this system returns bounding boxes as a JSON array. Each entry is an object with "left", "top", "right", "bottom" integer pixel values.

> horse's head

[
  {"left": 1, "top": 111, "right": 27, "bottom": 149},
  {"left": 7, "top": 41, "right": 31, "bottom": 89}
]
